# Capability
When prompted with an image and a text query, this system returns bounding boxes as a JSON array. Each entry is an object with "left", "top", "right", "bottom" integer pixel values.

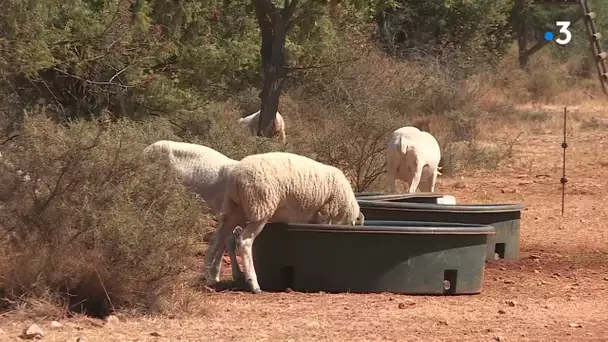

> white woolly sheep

[
  {"left": 144, "top": 140, "right": 243, "bottom": 278},
  {"left": 386, "top": 126, "right": 442, "bottom": 193},
  {"left": 237, "top": 110, "right": 286, "bottom": 142},
  {"left": 144, "top": 140, "right": 240, "bottom": 213},
  {"left": 203, "top": 151, "right": 364, "bottom": 293}
]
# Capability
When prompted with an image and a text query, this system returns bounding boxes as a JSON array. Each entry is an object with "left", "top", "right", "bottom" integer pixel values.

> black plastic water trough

[
  {"left": 356, "top": 192, "right": 455, "bottom": 204},
  {"left": 252, "top": 220, "right": 495, "bottom": 295},
  {"left": 354, "top": 192, "right": 384, "bottom": 197},
  {"left": 357, "top": 200, "right": 525, "bottom": 261}
]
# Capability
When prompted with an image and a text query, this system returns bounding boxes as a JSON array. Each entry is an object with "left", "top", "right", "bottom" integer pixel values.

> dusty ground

[{"left": 1, "top": 103, "right": 607, "bottom": 341}]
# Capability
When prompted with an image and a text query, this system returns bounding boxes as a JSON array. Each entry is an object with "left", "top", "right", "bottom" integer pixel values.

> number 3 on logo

[{"left": 555, "top": 21, "right": 572, "bottom": 45}]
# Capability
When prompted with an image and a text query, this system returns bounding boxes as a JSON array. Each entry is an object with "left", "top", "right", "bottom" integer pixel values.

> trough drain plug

[{"left": 443, "top": 280, "right": 451, "bottom": 291}]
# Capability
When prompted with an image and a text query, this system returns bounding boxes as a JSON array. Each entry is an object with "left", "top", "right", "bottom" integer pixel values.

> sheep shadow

[{"left": 193, "top": 276, "right": 251, "bottom": 293}]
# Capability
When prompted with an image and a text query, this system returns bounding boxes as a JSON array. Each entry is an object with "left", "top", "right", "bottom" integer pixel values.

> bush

[
  {"left": 0, "top": 115, "right": 210, "bottom": 317},
  {"left": 278, "top": 48, "right": 504, "bottom": 191}
]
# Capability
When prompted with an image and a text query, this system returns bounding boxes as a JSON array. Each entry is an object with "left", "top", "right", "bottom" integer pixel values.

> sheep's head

[
  {"left": 340, "top": 196, "right": 362, "bottom": 226},
  {"left": 355, "top": 212, "right": 365, "bottom": 226}
]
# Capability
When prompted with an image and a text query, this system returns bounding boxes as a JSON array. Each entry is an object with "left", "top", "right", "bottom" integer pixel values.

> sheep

[
  {"left": 237, "top": 110, "right": 286, "bottom": 142},
  {"left": 143, "top": 140, "right": 240, "bottom": 213},
  {"left": 386, "top": 126, "right": 442, "bottom": 193},
  {"left": 202, "top": 151, "right": 364, "bottom": 293},
  {"left": 143, "top": 140, "right": 243, "bottom": 280}
]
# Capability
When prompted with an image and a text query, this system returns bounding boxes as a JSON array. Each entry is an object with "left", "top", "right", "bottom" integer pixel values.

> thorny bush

[{"left": 0, "top": 115, "right": 209, "bottom": 317}]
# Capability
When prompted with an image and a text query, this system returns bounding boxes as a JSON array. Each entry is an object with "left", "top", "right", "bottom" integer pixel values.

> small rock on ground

[
  {"left": 104, "top": 315, "right": 119, "bottom": 324},
  {"left": 22, "top": 324, "right": 44, "bottom": 339}
]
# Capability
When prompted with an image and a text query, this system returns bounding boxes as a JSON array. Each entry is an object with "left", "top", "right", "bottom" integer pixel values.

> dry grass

[{"left": 1, "top": 101, "right": 607, "bottom": 341}]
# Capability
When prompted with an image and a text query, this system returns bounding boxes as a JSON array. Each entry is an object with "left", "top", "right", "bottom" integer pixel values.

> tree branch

[
  {"left": 287, "top": 9, "right": 324, "bottom": 31},
  {"left": 282, "top": 0, "right": 299, "bottom": 20},
  {"left": 257, "top": 0, "right": 280, "bottom": 22},
  {"left": 52, "top": 66, "right": 132, "bottom": 87},
  {"left": 0, "top": 134, "right": 20, "bottom": 146}
]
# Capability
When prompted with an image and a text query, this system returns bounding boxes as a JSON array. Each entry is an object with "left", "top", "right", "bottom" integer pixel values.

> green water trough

[
  {"left": 252, "top": 220, "right": 495, "bottom": 295},
  {"left": 357, "top": 198, "right": 525, "bottom": 261}
]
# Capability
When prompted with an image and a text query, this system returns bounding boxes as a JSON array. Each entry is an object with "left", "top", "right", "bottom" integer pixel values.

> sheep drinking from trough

[
  {"left": 203, "top": 151, "right": 365, "bottom": 294},
  {"left": 386, "top": 126, "right": 442, "bottom": 193},
  {"left": 143, "top": 140, "right": 244, "bottom": 279},
  {"left": 237, "top": 110, "right": 286, "bottom": 142}
]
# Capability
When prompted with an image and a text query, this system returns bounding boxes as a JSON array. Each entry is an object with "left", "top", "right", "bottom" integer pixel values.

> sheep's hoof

[{"left": 246, "top": 279, "right": 262, "bottom": 294}]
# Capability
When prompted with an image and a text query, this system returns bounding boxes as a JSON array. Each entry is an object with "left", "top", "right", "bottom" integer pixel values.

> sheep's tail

[{"left": 356, "top": 212, "right": 365, "bottom": 226}]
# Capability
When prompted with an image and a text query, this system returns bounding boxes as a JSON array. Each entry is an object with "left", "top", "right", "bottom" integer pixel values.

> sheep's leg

[
  {"left": 387, "top": 169, "right": 397, "bottom": 194},
  {"left": 202, "top": 214, "right": 226, "bottom": 283},
  {"left": 226, "top": 226, "right": 244, "bottom": 281},
  {"left": 236, "top": 219, "right": 268, "bottom": 294},
  {"left": 408, "top": 164, "right": 423, "bottom": 193},
  {"left": 429, "top": 169, "right": 438, "bottom": 192},
  {"left": 208, "top": 217, "right": 245, "bottom": 283},
  {"left": 202, "top": 228, "right": 222, "bottom": 284},
  {"left": 204, "top": 213, "right": 237, "bottom": 284},
  {"left": 386, "top": 157, "right": 398, "bottom": 193}
]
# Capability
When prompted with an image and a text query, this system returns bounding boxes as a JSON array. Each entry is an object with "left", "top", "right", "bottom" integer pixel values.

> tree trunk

[
  {"left": 257, "top": 25, "right": 286, "bottom": 137},
  {"left": 254, "top": 0, "right": 295, "bottom": 138},
  {"left": 512, "top": 0, "right": 529, "bottom": 69}
]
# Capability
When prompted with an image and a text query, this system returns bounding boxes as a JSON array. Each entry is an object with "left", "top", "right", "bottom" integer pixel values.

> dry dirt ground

[{"left": 1, "top": 103, "right": 607, "bottom": 341}]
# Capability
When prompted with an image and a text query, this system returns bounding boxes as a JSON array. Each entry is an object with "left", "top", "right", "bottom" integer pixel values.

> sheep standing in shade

[
  {"left": 203, "top": 152, "right": 364, "bottom": 293},
  {"left": 386, "top": 126, "right": 442, "bottom": 193},
  {"left": 144, "top": 140, "right": 243, "bottom": 279},
  {"left": 237, "top": 110, "right": 286, "bottom": 142}
]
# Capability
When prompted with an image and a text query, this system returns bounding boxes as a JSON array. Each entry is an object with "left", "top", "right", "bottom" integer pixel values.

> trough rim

[
  {"left": 357, "top": 199, "right": 525, "bottom": 212},
  {"left": 354, "top": 192, "right": 385, "bottom": 197},
  {"left": 356, "top": 193, "right": 447, "bottom": 200},
  {"left": 270, "top": 221, "right": 496, "bottom": 235}
]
